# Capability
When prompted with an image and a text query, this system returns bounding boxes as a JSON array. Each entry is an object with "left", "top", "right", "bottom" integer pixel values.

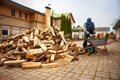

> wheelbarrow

[{"left": 85, "top": 34, "right": 108, "bottom": 55}]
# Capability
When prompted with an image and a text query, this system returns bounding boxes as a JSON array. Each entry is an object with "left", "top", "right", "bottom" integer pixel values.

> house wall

[
  {"left": 116, "top": 27, "right": 120, "bottom": 38},
  {"left": 67, "top": 15, "right": 74, "bottom": 28},
  {"left": 0, "top": 15, "right": 31, "bottom": 28},
  {"left": 54, "top": 19, "right": 61, "bottom": 28},
  {"left": 0, "top": 2, "right": 46, "bottom": 40},
  {"left": 72, "top": 31, "right": 83, "bottom": 39},
  {"left": 0, "top": 4, "right": 31, "bottom": 21},
  {"left": 53, "top": 15, "right": 75, "bottom": 29}
]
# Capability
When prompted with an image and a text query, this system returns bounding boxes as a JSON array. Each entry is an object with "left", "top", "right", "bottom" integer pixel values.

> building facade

[
  {"left": 52, "top": 13, "right": 75, "bottom": 28},
  {"left": 0, "top": 0, "right": 75, "bottom": 40},
  {"left": 113, "top": 20, "right": 120, "bottom": 39}
]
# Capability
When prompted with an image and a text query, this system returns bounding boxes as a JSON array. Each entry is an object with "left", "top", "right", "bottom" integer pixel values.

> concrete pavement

[{"left": 0, "top": 41, "right": 120, "bottom": 80}]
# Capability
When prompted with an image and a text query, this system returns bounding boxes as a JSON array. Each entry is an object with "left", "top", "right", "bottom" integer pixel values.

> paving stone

[
  {"left": 89, "top": 71, "right": 96, "bottom": 75},
  {"left": 94, "top": 76, "right": 102, "bottom": 80},
  {"left": 102, "top": 68, "right": 109, "bottom": 73},
  {"left": 54, "top": 76, "right": 62, "bottom": 80},
  {"left": 96, "top": 71, "right": 110, "bottom": 78},
  {"left": 46, "top": 75, "right": 57, "bottom": 80},
  {"left": 71, "top": 73, "right": 80, "bottom": 79},
  {"left": 62, "top": 77, "right": 75, "bottom": 80},
  {"left": 79, "top": 77, "right": 93, "bottom": 80},
  {"left": 65, "top": 72, "right": 74, "bottom": 78},
  {"left": 80, "top": 74, "right": 94, "bottom": 79},
  {"left": 82, "top": 70, "right": 90, "bottom": 75},
  {"left": 110, "top": 73, "right": 119, "bottom": 79},
  {"left": 0, "top": 41, "right": 120, "bottom": 80},
  {"left": 102, "top": 78, "right": 111, "bottom": 80}
]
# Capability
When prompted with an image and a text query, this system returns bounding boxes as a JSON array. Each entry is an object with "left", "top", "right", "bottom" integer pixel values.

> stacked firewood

[{"left": 0, "top": 26, "right": 82, "bottom": 69}]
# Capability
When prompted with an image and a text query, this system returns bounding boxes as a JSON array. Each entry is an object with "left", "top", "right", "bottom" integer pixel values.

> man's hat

[{"left": 87, "top": 18, "right": 91, "bottom": 23}]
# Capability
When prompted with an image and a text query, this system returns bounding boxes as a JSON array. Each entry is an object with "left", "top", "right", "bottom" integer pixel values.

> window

[
  {"left": 2, "top": 30, "right": 8, "bottom": 35},
  {"left": 25, "top": 13, "right": 27, "bottom": 19},
  {"left": 11, "top": 9, "right": 15, "bottom": 16},
  {"left": 19, "top": 11, "right": 22, "bottom": 18}
]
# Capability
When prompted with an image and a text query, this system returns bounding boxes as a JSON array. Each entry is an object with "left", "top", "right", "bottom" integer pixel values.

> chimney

[{"left": 45, "top": 6, "right": 51, "bottom": 28}]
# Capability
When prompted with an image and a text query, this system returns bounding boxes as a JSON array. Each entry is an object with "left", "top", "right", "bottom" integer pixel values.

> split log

[
  {"left": 59, "top": 31, "right": 67, "bottom": 44},
  {"left": 28, "top": 48, "right": 44, "bottom": 55},
  {"left": 44, "top": 44, "right": 52, "bottom": 47},
  {"left": 63, "top": 44, "right": 69, "bottom": 51},
  {"left": 60, "top": 40, "right": 64, "bottom": 47},
  {"left": 26, "top": 54, "right": 36, "bottom": 60},
  {"left": 0, "top": 58, "right": 8, "bottom": 66},
  {"left": 57, "top": 50, "right": 67, "bottom": 54},
  {"left": 42, "top": 63, "right": 58, "bottom": 68},
  {"left": 49, "top": 50, "right": 56, "bottom": 54},
  {"left": 50, "top": 27, "right": 56, "bottom": 36},
  {"left": 22, "top": 47, "right": 29, "bottom": 54},
  {"left": 59, "top": 51, "right": 68, "bottom": 56},
  {"left": 33, "top": 36, "right": 40, "bottom": 47},
  {"left": 9, "top": 41, "right": 14, "bottom": 45},
  {"left": 42, "top": 40, "right": 55, "bottom": 44},
  {"left": 23, "top": 36, "right": 30, "bottom": 42},
  {"left": 4, "top": 60, "right": 26, "bottom": 66},
  {"left": 54, "top": 26, "right": 60, "bottom": 31},
  {"left": 12, "top": 51, "right": 27, "bottom": 56},
  {"left": 35, "top": 28, "right": 39, "bottom": 35},
  {"left": 39, "top": 41, "right": 47, "bottom": 51},
  {"left": 50, "top": 53, "right": 56, "bottom": 62},
  {"left": 64, "top": 54, "right": 74, "bottom": 62},
  {"left": 22, "top": 62, "right": 42, "bottom": 69},
  {"left": 30, "top": 32, "right": 34, "bottom": 39}
]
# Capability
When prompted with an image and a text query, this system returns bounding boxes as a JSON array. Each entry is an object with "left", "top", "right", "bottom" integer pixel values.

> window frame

[
  {"left": 19, "top": 11, "right": 22, "bottom": 18},
  {"left": 11, "top": 9, "right": 15, "bottom": 16}
]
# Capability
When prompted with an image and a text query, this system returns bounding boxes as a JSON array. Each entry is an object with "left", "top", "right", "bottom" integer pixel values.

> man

[{"left": 83, "top": 18, "right": 95, "bottom": 50}]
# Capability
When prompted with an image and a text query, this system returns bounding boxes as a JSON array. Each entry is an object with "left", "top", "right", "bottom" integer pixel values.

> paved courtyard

[{"left": 0, "top": 41, "right": 120, "bottom": 80}]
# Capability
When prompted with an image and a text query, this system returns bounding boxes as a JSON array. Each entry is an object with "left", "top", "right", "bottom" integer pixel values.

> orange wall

[
  {"left": 38, "top": 14, "right": 45, "bottom": 23},
  {"left": 0, "top": 5, "right": 11, "bottom": 16},
  {"left": 0, "top": 5, "right": 31, "bottom": 21}
]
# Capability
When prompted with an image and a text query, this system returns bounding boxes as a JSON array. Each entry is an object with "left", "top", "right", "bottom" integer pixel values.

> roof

[
  {"left": 113, "top": 20, "right": 120, "bottom": 29},
  {"left": 52, "top": 12, "right": 75, "bottom": 23},
  {"left": 72, "top": 26, "right": 83, "bottom": 31},
  {"left": 1, "top": 0, "right": 44, "bottom": 15},
  {"left": 52, "top": 13, "right": 70, "bottom": 18},
  {"left": 96, "top": 27, "right": 110, "bottom": 32}
]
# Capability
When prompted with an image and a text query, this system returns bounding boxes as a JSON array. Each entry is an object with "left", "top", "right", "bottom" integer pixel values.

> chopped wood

[
  {"left": 49, "top": 50, "right": 56, "bottom": 54},
  {"left": 39, "top": 41, "right": 47, "bottom": 51},
  {"left": 42, "top": 40, "right": 55, "bottom": 44},
  {"left": 33, "top": 36, "right": 40, "bottom": 47},
  {"left": 54, "top": 26, "right": 60, "bottom": 31},
  {"left": 28, "top": 48, "right": 44, "bottom": 55},
  {"left": 22, "top": 47, "right": 29, "bottom": 54},
  {"left": 50, "top": 27, "right": 56, "bottom": 36},
  {"left": 59, "top": 31, "right": 67, "bottom": 44},
  {"left": 60, "top": 40, "right": 64, "bottom": 47},
  {"left": 30, "top": 32, "right": 34, "bottom": 39},
  {"left": 22, "top": 62, "right": 42, "bottom": 69},
  {"left": 26, "top": 54, "right": 36, "bottom": 60},
  {"left": 0, "top": 26, "right": 81, "bottom": 69},
  {"left": 42, "top": 63, "right": 58, "bottom": 68},
  {"left": 50, "top": 53, "right": 56, "bottom": 62},
  {"left": 23, "top": 36, "right": 30, "bottom": 42},
  {"left": 4, "top": 60, "right": 26, "bottom": 66},
  {"left": 64, "top": 54, "right": 74, "bottom": 62}
]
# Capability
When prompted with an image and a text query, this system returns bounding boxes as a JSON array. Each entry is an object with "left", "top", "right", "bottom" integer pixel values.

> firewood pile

[{"left": 0, "top": 26, "right": 82, "bottom": 69}]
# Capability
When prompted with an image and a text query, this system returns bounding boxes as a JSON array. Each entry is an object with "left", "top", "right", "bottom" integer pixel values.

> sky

[{"left": 12, "top": 0, "right": 120, "bottom": 31}]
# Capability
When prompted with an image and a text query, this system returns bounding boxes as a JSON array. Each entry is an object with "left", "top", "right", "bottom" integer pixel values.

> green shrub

[{"left": 108, "top": 32, "right": 116, "bottom": 39}]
